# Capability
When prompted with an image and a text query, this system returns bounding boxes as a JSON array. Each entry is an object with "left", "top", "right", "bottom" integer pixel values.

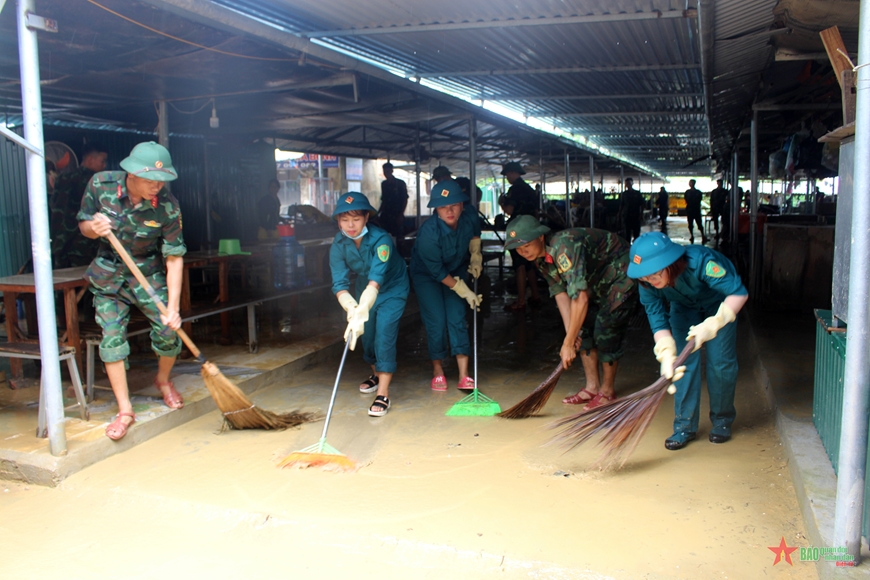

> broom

[
  {"left": 446, "top": 278, "right": 501, "bottom": 416},
  {"left": 278, "top": 337, "right": 355, "bottom": 471},
  {"left": 497, "top": 359, "right": 566, "bottom": 419},
  {"left": 104, "top": 231, "right": 316, "bottom": 431},
  {"left": 547, "top": 339, "right": 696, "bottom": 469}
]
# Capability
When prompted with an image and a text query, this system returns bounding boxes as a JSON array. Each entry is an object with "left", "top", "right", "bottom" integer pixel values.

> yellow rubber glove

[
  {"left": 654, "top": 336, "right": 686, "bottom": 394},
  {"left": 337, "top": 292, "right": 358, "bottom": 322},
  {"left": 467, "top": 238, "right": 483, "bottom": 279},
  {"left": 345, "top": 286, "right": 378, "bottom": 351},
  {"left": 687, "top": 302, "right": 736, "bottom": 352},
  {"left": 451, "top": 277, "right": 482, "bottom": 310}
]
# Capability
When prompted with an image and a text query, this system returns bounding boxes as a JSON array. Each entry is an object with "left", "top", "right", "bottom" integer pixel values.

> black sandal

[
  {"left": 368, "top": 395, "right": 390, "bottom": 417},
  {"left": 359, "top": 375, "right": 379, "bottom": 393}
]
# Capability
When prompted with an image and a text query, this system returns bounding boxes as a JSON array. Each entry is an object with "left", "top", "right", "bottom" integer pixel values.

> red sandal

[
  {"left": 583, "top": 392, "right": 616, "bottom": 411},
  {"left": 155, "top": 379, "right": 184, "bottom": 409},
  {"left": 106, "top": 412, "right": 136, "bottom": 441},
  {"left": 562, "top": 388, "right": 597, "bottom": 405}
]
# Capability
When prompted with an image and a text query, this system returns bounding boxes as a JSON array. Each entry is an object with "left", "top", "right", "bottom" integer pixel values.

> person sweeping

[
  {"left": 410, "top": 180, "right": 482, "bottom": 392},
  {"left": 77, "top": 142, "right": 185, "bottom": 440},
  {"left": 330, "top": 192, "right": 409, "bottom": 417},
  {"left": 627, "top": 232, "right": 748, "bottom": 450},
  {"left": 504, "top": 215, "right": 638, "bottom": 410}
]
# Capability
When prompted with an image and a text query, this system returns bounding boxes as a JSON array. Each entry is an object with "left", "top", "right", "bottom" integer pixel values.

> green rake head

[{"left": 445, "top": 389, "right": 502, "bottom": 417}]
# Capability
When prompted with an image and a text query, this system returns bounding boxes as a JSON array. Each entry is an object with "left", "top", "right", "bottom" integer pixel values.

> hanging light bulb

[{"left": 209, "top": 99, "right": 219, "bottom": 129}]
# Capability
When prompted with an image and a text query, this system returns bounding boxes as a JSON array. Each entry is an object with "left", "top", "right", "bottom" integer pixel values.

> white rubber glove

[
  {"left": 687, "top": 302, "right": 736, "bottom": 352},
  {"left": 345, "top": 285, "right": 378, "bottom": 351},
  {"left": 467, "top": 238, "right": 483, "bottom": 279},
  {"left": 337, "top": 292, "right": 358, "bottom": 322},
  {"left": 654, "top": 336, "right": 686, "bottom": 394},
  {"left": 451, "top": 277, "right": 482, "bottom": 310}
]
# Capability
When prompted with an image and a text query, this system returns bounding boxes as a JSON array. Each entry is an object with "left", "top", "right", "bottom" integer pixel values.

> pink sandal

[
  {"left": 562, "top": 388, "right": 597, "bottom": 405},
  {"left": 106, "top": 412, "right": 136, "bottom": 441},
  {"left": 155, "top": 379, "right": 184, "bottom": 409},
  {"left": 583, "top": 392, "right": 616, "bottom": 411},
  {"left": 431, "top": 375, "right": 447, "bottom": 391},
  {"left": 457, "top": 376, "right": 476, "bottom": 391}
]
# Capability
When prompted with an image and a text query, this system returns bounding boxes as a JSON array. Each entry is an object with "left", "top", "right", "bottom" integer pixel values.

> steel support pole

[
  {"left": 564, "top": 150, "right": 571, "bottom": 227},
  {"left": 415, "top": 126, "right": 421, "bottom": 228},
  {"left": 469, "top": 117, "right": 476, "bottom": 209},
  {"left": 203, "top": 139, "right": 212, "bottom": 246},
  {"left": 538, "top": 149, "right": 544, "bottom": 212},
  {"left": 588, "top": 155, "right": 595, "bottom": 227},
  {"left": 619, "top": 166, "right": 624, "bottom": 192},
  {"left": 157, "top": 101, "right": 169, "bottom": 149},
  {"left": 16, "top": 0, "right": 66, "bottom": 455},
  {"left": 731, "top": 151, "right": 739, "bottom": 248},
  {"left": 834, "top": 0, "right": 870, "bottom": 560},
  {"left": 749, "top": 112, "right": 759, "bottom": 295}
]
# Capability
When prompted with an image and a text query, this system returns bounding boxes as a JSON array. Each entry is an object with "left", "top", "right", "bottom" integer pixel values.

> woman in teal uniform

[
  {"left": 410, "top": 180, "right": 483, "bottom": 391},
  {"left": 330, "top": 192, "right": 409, "bottom": 417},
  {"left": 627, "top": 232, "right": 749, "bottom": 450}
]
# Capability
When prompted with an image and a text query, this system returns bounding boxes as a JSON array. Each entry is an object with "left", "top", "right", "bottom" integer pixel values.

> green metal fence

[{"left": 811, "top": 309, "right": 870, "bottom": 536}]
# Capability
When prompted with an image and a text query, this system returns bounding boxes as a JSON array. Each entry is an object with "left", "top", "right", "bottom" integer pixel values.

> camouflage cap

[{"left": 503, "top": 215, "right": 550, "bottom": 250}]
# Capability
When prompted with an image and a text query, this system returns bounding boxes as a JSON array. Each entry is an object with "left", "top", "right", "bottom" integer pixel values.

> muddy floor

[{"left": 0, "top": 222, "right": 817, "bottom": 579}]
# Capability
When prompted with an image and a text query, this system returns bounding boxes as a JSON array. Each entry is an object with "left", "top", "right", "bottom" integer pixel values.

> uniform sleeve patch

[
  {"left": 557, "top": 253, "right": 573, "bottom": 273},
  {"left": 143, "top": 220, "right": 160, "bottom": 228},
  {"left": 706, "top": 261, "right": 725, "bottom": 278},
  {"left": 377, "top": 244, "right": 390, "bottom": 262}
]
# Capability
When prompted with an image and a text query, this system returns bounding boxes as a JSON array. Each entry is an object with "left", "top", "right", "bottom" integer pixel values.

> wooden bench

[{"left": 83, "top": 283, "right": 331, "bottom": 400}]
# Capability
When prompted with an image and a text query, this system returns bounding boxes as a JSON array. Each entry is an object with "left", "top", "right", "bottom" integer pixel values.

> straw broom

[
  {"left": 497, "top": 360, "right": 565, "bottom": 419},
  {"left": 547, "top": 339, "right": 696, "bottom": 469},
  {"left": 105, "top": 231, "right": 317, "bottom": 431}
]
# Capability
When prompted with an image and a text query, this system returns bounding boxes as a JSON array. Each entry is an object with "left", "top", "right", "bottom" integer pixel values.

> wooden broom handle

[{"left": 104, "top": 230, "right": 202, "bottom": 359}]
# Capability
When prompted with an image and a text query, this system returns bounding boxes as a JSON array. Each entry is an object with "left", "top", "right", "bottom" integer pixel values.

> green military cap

[
  {"left": 503, "top": 215, "right": 550, "bottom": 250},
  {"left": 501, "top": 161, "right": 526, "bottom": 176},
  {"left": 332, "top": 191, "right": 376, "bottom": 218},
  {"left": 427, "top": 179, "right": 469, "bottom": 208},
  {"left": 120, "top": 142, "right": 177, "bottom": 182}
]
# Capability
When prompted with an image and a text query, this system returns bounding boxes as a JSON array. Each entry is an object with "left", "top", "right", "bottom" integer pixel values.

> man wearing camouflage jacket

[
  {"left": 504, "top": 215, "right": 638, "bottom": 411},
  {"left": 78, "top": 142, "right": 186, "bottom": 440}
]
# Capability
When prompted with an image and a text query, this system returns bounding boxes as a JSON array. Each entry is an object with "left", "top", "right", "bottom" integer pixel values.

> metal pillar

[
  {"left": 749, "top": 112, "right": 759, "bottom": 294},
  {"left": 538, "top": 149, "right": 544, "bottom": 212},
  {"left": 415, "top": 125, "right": 421, "bottom": 228},
  {"left": 588, "top": 155, "right": 595, "bottom": 227},
  {"left": 834, "top": 0, "right": 870, "bottom": 560},
  {"left": 468, "top": 117, "right": 476, "bottom": 208},
  {"left": 731, "top": 151, "right": 739, "bottom": 248},
  {"left": 203, "top": 139, "right": 212, "bottom": 246},
  {"left": 564, "top": 149, "right": 571, "bottom": 227},
  {"left": 619, "top": 166, "right": 624, "bottom": 192},
  {"left": 16, "top": 0, "right": 66, "bottom": 455},
  {"left": 157, "top": 101, "right": 169, "bottom": 148}
]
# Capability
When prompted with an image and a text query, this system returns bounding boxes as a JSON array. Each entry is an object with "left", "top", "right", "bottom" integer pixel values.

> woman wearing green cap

[
  {"left": 627, "top": 232, "right": 748, "bottom": 450},
  {"left": 410, "top": 180, "right": 483, "bottom": 392},
  {"left": 505, "top": 215, "right": 638, "bottom": 410},
  {"left": 330, "top": 192, "right": 409, "bottom": 417}
]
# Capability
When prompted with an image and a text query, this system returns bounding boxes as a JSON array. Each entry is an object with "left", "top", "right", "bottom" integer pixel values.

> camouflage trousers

[
  {"left": 578, "top": 289, "right": 639, "bottom": 363},
  {"left": 90, "top": 271, "right": 181, "bottom": 363}
]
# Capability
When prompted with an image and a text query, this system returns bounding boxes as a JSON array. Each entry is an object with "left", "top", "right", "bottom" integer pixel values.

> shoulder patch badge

[
  {"left": 377, "top": 244, "right": 390, "bottom": 263},
  {"left": 706, "top": 261, "right": 725, "bottom": 278},
  {"left": 557, "top": 253, "right": 572, "bottom": 273},
  {"left": 143, "top": 220, "right": 160, "bottom": 228}
]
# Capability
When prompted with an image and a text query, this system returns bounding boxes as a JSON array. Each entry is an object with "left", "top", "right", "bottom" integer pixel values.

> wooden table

[
  {"left": 182, "top": 248, "right": 271, "bottom": 345},
  {"left": 0, "top": 266, "right": 89, "bottom": 379}
]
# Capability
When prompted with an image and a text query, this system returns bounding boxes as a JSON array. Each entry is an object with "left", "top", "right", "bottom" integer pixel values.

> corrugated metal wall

[
  {"left": 0, "top": 133, "right": 31, "bottom": 277},
  {"left": 0, "top": 127, "right": 277, "bottom": 274}
]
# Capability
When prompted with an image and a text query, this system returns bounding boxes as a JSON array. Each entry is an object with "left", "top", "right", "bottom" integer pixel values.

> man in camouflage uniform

[
  {"left": 505, "top": 215, "right": 638, "bottom": 410},
  {"left": 50, "top": 143, "right": 107, "bottom": 268},
  {"left": 77, "top": 142, "right": 186, "bottom": 440}
]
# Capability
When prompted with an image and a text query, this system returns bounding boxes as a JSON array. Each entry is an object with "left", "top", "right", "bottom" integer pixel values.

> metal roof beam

[
  {"left": 417, "top": 64, "right": 700, "bottom": 78},
  {"left": 483, "top": 92, "right": 704, "bottom": 101},
  {"left": 304, "top": 9, "right": 697, "bottom": 38},
  {"left": 752, "top": 102, "right": 841, "bottom": 111},
  {"left": 555, "top": 110, "right": 705, "bottom": 118}
]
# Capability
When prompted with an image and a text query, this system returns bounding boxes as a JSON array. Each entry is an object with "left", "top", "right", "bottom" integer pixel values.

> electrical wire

[
  {"left": 168, "top": 98, "right": 213, "bottom": 114},
  {"left": 85, "top": 0, "right": 296, "bottom": 62}
]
